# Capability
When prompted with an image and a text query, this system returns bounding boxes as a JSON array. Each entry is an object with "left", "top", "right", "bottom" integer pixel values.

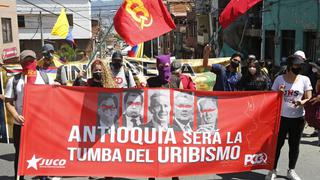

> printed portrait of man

[
  {"left": 144, "top": 90, "right": 170, "bottom": 130},
  {"left": 172, "top": 92, "right": 194, "bottom": 132},
  {"left": 123, "top": 90, "right": 144, "bottom": 129},
  {"left": 96, "top": 93, "right": 119, "bottom": 130},
  {"left": 197, "top": 97, "right": 218, "bottom": 132}
]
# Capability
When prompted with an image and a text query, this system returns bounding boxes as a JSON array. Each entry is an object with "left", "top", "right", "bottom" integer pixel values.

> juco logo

[
  {"left": 244, "top": 153, "right": 267, "bottom": 166},
  {"left": 27, "top": 155, "right": 67, "bottom": 170}
]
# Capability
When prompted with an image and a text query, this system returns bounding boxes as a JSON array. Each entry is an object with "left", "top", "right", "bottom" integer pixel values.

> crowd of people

[{"left": 1, "top": 43, "right": 320, "bottom": 180}]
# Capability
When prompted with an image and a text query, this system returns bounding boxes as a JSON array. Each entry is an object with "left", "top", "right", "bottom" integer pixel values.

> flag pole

[{"left": 85, "top": 23, "right": 114, "bottom": 71}]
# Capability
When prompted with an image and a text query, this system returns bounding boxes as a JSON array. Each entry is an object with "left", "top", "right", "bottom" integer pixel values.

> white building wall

[{"left": 17, "top": 0, "right": 91, "bottom": 40}]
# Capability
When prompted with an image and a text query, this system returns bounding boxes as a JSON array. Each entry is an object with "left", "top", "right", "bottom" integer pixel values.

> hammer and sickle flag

[{"left": 114, "top": 0, "right": 176, "bottom": 46}]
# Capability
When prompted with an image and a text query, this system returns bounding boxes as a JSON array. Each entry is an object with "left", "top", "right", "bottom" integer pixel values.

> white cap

[{"left": 294, "top": 50, "right": 306, "bottom": 61}]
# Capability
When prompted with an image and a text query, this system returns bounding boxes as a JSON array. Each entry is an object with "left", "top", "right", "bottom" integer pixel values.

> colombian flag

[
  {"left": 128, "top": 43, "right": 144, "bottom": 58},
  {"left": 51, "top": 8, "right": 75, "bottom": 45}
]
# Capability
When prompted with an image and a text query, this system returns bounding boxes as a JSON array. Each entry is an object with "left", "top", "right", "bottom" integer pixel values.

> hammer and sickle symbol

[{"left": 125, "top": 0, "right": 153, "bottom": 29}]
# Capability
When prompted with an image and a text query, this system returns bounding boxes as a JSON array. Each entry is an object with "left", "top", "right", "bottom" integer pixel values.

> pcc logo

[
  {"left": 244, "top": 153, "right": 267, "bottom": 166},
  {"left": 27, "top": 154, "right": 67, "bottom": 170}
]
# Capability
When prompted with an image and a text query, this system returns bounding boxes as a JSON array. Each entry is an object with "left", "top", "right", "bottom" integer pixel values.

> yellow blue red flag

[{"left": 51, "top": 8, "right": 75, "bottom": 44}]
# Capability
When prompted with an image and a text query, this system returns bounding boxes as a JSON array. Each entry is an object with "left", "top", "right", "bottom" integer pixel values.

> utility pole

[
  {"left": 40, "top": 11, "right": 44, "bottom": 47},
  {"left": 98, "top": 9, "right": 102, "bottom": 58},
  {"left": 260, "top": 0, "right": 265, "bottom": 60},
  {"left": 151, "top": 39, "right": 154, "bottom": 58}
]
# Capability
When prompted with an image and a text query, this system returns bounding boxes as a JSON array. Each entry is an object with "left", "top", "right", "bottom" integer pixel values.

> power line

[
  {"left": 21, "top": 0, "right": 92, "bottom": 32},
  {"left": 48, "top": 0, "right": 92, "bottom": 22}
]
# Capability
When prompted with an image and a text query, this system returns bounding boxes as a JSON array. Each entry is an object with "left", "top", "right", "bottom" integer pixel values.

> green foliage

[{"left": 56, "top": 44, "right": 86, "bottom": 62}]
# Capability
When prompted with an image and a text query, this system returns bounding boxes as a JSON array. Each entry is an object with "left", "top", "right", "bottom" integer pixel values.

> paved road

[{"left": 0, "top": 127, "right": 319, "bottom": 180}]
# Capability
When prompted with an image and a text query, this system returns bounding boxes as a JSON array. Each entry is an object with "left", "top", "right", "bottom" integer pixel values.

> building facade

[
  {"left": 0, "top": 0, "right": 20, "bottom": 63},
  {"left": 16, "top": 0, "right": 92, "bottom": 56},
  {"left": 263, "top": 0, "right": 320, "bottom": 65}
]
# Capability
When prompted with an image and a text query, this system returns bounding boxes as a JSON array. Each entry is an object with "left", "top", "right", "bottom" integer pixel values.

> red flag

[
  {"left": 114, "top": 0, "right": 176, "bottom": 46},
  {"left": 219, "top": 0, "right": 262, "bottom": 29}
]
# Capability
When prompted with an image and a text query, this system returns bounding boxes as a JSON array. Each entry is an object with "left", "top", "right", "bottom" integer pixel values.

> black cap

[
  {"left": 42, "top": 44, "right": 54, "bottom": 53},
  {"left": 112, "top": 51, "right": 123, "bottom": 60}
]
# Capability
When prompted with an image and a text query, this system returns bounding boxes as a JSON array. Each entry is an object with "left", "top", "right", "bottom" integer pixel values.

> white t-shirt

[
  {"left": 5, "top": 71, "right": 54, "bottom": 125},
  {"left": 272, "top": 75, "right": 312, "bottom": 118},
  {"left": 111, "top": 66, "right": 136, "bottom": 88}
]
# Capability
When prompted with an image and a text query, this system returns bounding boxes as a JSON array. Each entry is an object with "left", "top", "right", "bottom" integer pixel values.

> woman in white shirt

[{"left": 266, "top": 55, "right": 312, "bottom": 180}]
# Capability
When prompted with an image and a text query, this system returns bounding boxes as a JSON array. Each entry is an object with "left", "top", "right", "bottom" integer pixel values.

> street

[{"left": 0, "top": 127, "right": 318, "bottom": 180}]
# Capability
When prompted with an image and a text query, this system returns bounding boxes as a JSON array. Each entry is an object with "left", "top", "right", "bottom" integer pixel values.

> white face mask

[
  {"left": 248, "top": 67, "right": 257, "bottom": 75},
  {"left": 312, "top": 67, "right": 318, "bottom": 73}
]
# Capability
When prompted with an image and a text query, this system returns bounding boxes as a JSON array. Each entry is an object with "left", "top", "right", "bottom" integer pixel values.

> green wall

[{"left": 263, "top": 0, "right": 320, "bottom": 65}]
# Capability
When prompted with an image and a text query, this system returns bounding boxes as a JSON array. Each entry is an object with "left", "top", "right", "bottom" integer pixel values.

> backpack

[{"left": 12, "top": 69, "right": 49, "bottom": 101}]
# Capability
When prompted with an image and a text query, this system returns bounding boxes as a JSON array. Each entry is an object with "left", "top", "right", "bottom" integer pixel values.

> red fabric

[
  {"left": 114, "top": 0, "right": 176, "bottom": 46},
  {"left": 219, "top": 0, "right": 262, "bottom": 29},
  {"left": 19, "top": 85, "right": 282, "bottom": 177},
  {"left": 21, "top": 60, "right": 37, "bottom": 84},
  {"left": 305, "top": 96, "right": 320, "bottom": 129},
  {"left": 180, "top": 74, "right": 196, "bottom": 90}
]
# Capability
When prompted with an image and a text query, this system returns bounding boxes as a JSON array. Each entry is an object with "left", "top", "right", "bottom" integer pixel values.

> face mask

[
  {"left": 312, "top": 67, "right": 318, "bottom": 73},
  {"left": 43, "top": 51, "right": 53, "bottom": 59},
  {"left": 231, "top": 61, "right": 240, "bottom": 69},
  {"left": 112, "top": 62, "right": 122, "bottom": 70},
  {"left": 291, "top": 67, "right": 301, "bottom": 75},
  {"left": 156, "top": 54, "right": 171, "bottom": 83},
  {"left": 21, "top": 60, "right": 37, "bottom": 73},
  {"left": 248, "top": 67, "right": 257, "bottom": 75},
  {"left": 92, "top": 71, "right": 102, "bottom": 80}
]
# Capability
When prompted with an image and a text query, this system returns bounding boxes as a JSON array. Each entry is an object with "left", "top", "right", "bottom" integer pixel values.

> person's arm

[
  {"left": 5, "top": 98, "right": 24, "bottom": 125},
  {"left": 295, "top": 77, "right": 313, "bottom": 106},
  {"left": 128, "top": 70, "right": 136, "bottom": 88},
  {"left": 73, "top": 70, "right": 86, "bottom": 86},
  {"left": 203, "top": 44, "right": 211, "bottom": 67},
  {"left": 316, "top": 79, "right": 320, "bottom": 94},
  {"left": 309, "top": 80, "right": 320, "bottom": 104}
]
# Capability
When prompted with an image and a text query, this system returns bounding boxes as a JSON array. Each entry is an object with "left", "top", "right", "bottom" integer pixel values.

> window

[
  {"left": 304, "top": 31, "right": 317, "bottom": 61},
  {"left": 1, "top": 18, "right": 13, "bottom": 43},
  {"left": 281, "top": 30, "right": 295, "bottom": 58},
  {"left": 67, "top": 14, "right": 73, "bottom": 26},
  {"left": 18, "top": 15, "right": 25, "bottom": 27}
]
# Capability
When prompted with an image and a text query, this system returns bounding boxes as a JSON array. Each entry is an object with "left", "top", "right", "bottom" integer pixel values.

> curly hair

[{"left": 91, "top": 59, "right": 118, "bottom": 88}]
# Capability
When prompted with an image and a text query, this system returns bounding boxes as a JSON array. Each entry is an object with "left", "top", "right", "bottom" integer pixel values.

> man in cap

[
  {"left": 5, "top": 50, "right": 53, "bottom": 180},
  {"left": 110, "top": 51, "right": 136, "bottom": 88},
  {"left": 38, "top": 44, "right": 66, "bottom": 85},
  {"left": 38, "top": 44, "right": 63, "bottom": 68}
]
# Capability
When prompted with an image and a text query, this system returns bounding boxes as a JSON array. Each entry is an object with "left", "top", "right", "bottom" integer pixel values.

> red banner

[
  {"left": 19, "top": 85, "right": 282, "bottom": 177},
  {"left": 113, "top": 0, "right": 176, "bottom": 46},
  {"left": 219, "top": 0, "right": 262, "bottom": 29}
]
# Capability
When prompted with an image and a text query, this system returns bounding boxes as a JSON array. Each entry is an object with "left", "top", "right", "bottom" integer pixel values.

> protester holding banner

[
  {"left": 203, "top": 45, "right": 242, "bottom": 91},
  {"left": 110, "top": 51, "right": 136, "bottom": 88},
  {"left": 4, "top": 50, "right": 53, "bottom": 180},
  {"left": 73, "top": 59, "right": 117, "bottom": 88},
  {"left": 267, "top": 55, "right": 313, "bottom": 180},
  {"left": 237, "top": 59, "right": 271, "bottom": 91}
]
